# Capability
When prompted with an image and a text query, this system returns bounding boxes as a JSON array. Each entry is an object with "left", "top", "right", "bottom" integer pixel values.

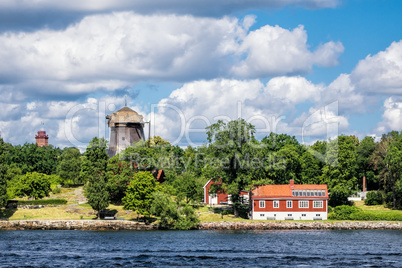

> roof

[
  {"left": 117, "top": 106, "right": 136, "bottom": 113},
  {"left": 252, "top": 183, "right": 328, "bottom": 199},
  {"left": 106, "top": 106, "right": 144, "bottom": 127}
]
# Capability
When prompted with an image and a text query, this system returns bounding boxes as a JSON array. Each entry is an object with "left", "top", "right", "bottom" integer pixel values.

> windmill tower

[{"left": 106, "top": 106, "right": 145, "bottom": 157}]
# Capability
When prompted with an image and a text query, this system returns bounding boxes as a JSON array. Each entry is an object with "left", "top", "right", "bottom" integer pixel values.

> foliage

[
  {"left": 329, "top": 205, "right": 402, "bottom": 221},
  {"left": 146, "top": 136, "right": 171, "bottom": 147},
  {"left": 122, "top": 171, "right": 161, "bottom": 219},
  {"left": 0, "top": 164, "right": 8, "bottom": 208},
  {"left": 174, "top": 205, "right": 200, "bottom": 230},
  {"left": 80, "top": 137, "right": 108, "bottom": 182},
  {"left": 7, "top": 199, "right": 67, "bottom": 206},
  {"left": 328, "top": 184, "right": 352, "bottom": 207},
  {"left": 14, "top": 172, "right": 52, "bottom": 200},
  {"left": 85, "top": 172, "right": 110, "bottom": 219},
  {"left": 205, "top": 119, "right": 256, "bottom": 216},
  {"left": 173, "top": 172, "right": 204, "bottom": 203},
  {"left": 5, "top": 143, "right": 62, "bottom": 175},
  {"left": 150, "top": 191, "right": 200, "bottom": 229},
  {"left": 57, "top": 147, "right": 82, "bottom": 185},
  {"left": 365, "top": 191, "right": 384, "bottom": 206},
  {"left": 328, "top": 205, "right": 361, "bottom": 220},
  {"left": 106, "top": 155, "right": 136, "bottom": 203},
  {"left": 150, "top": 191, "right": 179, "bottom": 228}
]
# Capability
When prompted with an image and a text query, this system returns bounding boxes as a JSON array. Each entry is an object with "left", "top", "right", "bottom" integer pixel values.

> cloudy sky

[{"left": 0, "top": 0, "right": 401, "bottom": 150}]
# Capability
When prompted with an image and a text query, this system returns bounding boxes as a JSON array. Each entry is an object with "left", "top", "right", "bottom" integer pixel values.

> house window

[
  {"left": 313, "top": 201, "right": 323, "bottom": 208},
  {"left": 122, "top": 137, "right": 125, "bottom": 141},
  {"left": 260, "top": 214, "right": 265, "bottom": 217},
  {"left": 299, "top": 200, "right": 309, "bottom": 208},
  {"left": 259, "top": 200, "right": 265, "bottom": 208},
  {"left": 288, "top": 214, "right": 292, "bottom": 217},
  {"left": 273, "top": 200, "right": 279, "bottom": 208},
  {"left": 287, "top": 200, "right": 292, "bottom": 208},
  {"left": 316, "top": 214, "right": 320, "bottom": 217},
  {"left": 302, "top": 214, "right": 306, "bottom": 217}
]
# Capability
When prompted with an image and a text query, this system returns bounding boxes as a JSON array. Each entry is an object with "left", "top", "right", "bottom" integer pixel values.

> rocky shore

[
  {"left": 0, "top": 220, "right": 401, "bottom": 230},
  {"left": 200, "top": 221, "right": 402, "bottom": 230},
  {"left": 0, "top": 220, "right": 158, "bottom": 230}
]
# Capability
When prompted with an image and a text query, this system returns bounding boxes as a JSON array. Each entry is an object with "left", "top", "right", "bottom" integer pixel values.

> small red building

[
  {"left": 203, "top": 179, "right": 249, "bottom": 205},
  {"left": 35, "top": 131, "right": 49, "bottom": 147},
  {"left": 251, "top": 180, "right": 328, "bottom": 220}
]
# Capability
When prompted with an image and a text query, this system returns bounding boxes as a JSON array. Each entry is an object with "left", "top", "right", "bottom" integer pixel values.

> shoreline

[{"left": 0, "top": 220, "right": 401, "bottom": 230}]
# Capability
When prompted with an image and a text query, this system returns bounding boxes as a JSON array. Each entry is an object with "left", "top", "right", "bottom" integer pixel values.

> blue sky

[{"left": 0, "top": 0, "right": 401, "bottom": 150}]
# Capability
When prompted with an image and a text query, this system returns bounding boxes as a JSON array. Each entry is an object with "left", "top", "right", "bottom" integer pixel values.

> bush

[
  {"left": 365, "top": 191, "right": 383, "bottom": 206},
  {"left": 328, "top": 205, "right": 360, "bottom": 220},
  {"left": 7, "top": 199, "right": 67, "bottom": 206},
  {"left": 328, "top": 204, "right": 402, "bottom": 221},
  {"left": 51, "top": 187, "right": 61, "bottom": 194}
]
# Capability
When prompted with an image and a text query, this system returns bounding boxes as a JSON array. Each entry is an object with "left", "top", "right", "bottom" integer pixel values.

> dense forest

[{"left": 0, "top": 119, "right": 401, "bottom": 221}]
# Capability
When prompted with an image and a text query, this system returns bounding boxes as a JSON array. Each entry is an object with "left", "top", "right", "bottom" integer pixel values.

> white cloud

[
  {"left": 232, "top": 25, "right": 344, "bottom": 77},
  {"left": 351, "top": 40, "right": 402, "bottom": 94},
  {"left": 149, "top": 77, "right": 347, "bottom": 146},
  {"left": 0, "top": 12, "right": 343, "bottom": 98},
  {"left": 376, "top": 97, "right": 402, "bottom": 133}
]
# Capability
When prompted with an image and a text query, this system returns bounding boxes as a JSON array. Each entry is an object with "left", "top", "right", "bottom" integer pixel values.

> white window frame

[
  {"left": 259, "top": 200, "right": 265, "bottom": 208},
  {"left": 313, "top": 200, "right": 323, "bottom": 208},
  {"left": 273, "top": 200, "right": 279, "bottom": 208},
  {"left": 299, "top": 200, "right": 309, "bottom": 208},
  {"left": 286, "top": 200, "right": 292, "bottom": 208}
]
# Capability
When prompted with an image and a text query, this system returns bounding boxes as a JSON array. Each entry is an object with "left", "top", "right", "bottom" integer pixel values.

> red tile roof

[{"left": 252, "top": 183, "right": 328, "bottom": 199}]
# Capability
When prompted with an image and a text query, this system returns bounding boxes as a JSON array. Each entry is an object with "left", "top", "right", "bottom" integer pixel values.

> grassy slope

[
  {"left": 1, "top": 186, "right": 139, "bottom": 221},
  {"left": 1, "top": 188, "right": 401, "bottom": 222}
]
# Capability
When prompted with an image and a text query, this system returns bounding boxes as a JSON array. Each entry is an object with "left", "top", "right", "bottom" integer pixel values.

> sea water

[{"left": 0, "top": 229, "right": 401, "bottom": 267}]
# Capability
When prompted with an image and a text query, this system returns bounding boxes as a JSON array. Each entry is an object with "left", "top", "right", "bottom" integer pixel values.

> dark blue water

[{"left": 0, "top": 230, "right": 400, "bottom": 267}]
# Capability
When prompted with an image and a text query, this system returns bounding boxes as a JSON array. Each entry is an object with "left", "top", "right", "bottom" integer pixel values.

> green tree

[
  {"left": 57, "top": 147, "right": 82, "bottom": 185},
  {"left": 80, "top": 137, "right": 108, "bottom": 182},
  {"left": 356, "top": 136, "right": 376, "bottom": 190},
  {"left": 205, "top": 119, "right": 255, "bottom": 216},
  {"left": 6, "top": 143, "right": 61, "bottom": 175},
  {"left": 174, "top": 172, "right": 204, "bottom": 203},
  {"left": 146, "top": 136, "right": 171, "bottom": 147},
  {"left": 150, "top": 191, "right": 178, "bottom": 228},
  {"left": 0, "top": 164, "right": 8, "bottom": 207},
  {"left": 0, "top": 137, "right": 10, "bottom": 207},
  {"left": 150, "top": 191, "right": 200, "bottom": 230},
  {"left": 106, "top": 155, "right": 136, "bottom": 203},
  {"left": 122, "top": 171, "right": 161, "bottom": 220},
  {"left": 274, "top": 145, "right": 301, "bottom": 184},
  {"left": 300, "top": 150, "right": 322, "bottom": 184},
  {"left": 85, "top": 172, "right": 110, "bottom": 219},
  {"left": 385, "top": 136, "right": 402, "bottom": 208},
  {"left": 15, "top": 172, "right": 51, "bottom": 199},
  {"left": 174, "top": 205, "right": 200, "bottom": 230}
]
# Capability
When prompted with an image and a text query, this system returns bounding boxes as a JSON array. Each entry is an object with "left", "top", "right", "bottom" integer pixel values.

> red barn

[
  {"left": 203, "top": 179, "right": 249, "bottom": 205},
  {"left": 251, "top": 180, "right": 328, "bottom": 220}
]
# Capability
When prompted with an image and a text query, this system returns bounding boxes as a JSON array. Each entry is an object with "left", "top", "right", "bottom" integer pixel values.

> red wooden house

[
  {"left": 203, "top": 179, "right": 249, "bottom": 205},
  {"left": 251, "top": 180, "right": 328, "bottom": 220}
]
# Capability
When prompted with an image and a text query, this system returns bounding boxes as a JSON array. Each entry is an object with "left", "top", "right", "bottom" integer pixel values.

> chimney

[
  {"left": 289, "top": 179, "right": 294, "bottom": 186},
  {"left": 363, "top": 176, "right": 366, "bottom": 192}
]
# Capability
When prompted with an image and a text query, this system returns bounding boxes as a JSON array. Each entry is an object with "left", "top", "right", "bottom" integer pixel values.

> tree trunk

[{"left": 97, "top": 210, "right": 101, "bottom": 220}]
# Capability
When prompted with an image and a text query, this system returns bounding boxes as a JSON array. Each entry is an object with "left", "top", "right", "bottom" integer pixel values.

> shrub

[
  {"left": 7, "top": 199, "right": 67, "bottom": 206},
  {"left": 328, "top": 205, "right": 360, "bottom": 220},
  {"left": 365, "top": 191, "right": 383, "bottom": 206},
  {"left": 51, "top": 187, "right": 61, "bottom": 194}
]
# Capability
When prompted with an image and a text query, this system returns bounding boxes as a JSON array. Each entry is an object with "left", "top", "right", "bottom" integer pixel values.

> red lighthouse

[{"left": 35, "top": 131, "right": 49, "bottom": 147}]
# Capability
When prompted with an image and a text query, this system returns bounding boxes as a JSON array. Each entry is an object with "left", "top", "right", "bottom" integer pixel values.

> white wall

[{"left": 253, "top": 211, "right": 327, "bottom": 221}]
